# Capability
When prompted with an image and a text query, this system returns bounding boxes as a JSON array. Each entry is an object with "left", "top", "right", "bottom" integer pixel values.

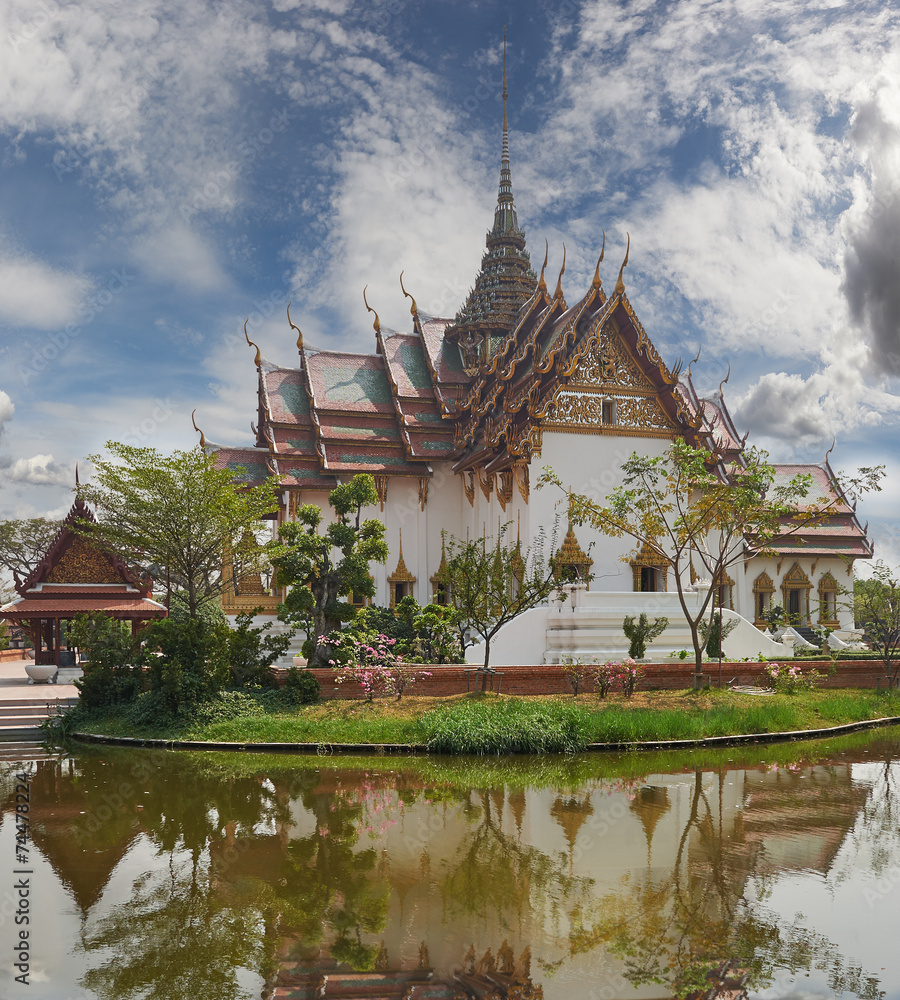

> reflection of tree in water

[
  {"left": 439, "top": 786, "right": 595, "bottom": 935},
  {"left": 558, "top": 768, "right": 885, "bottom": 999},
  {"left": 76, "top": 762, "right": 392, "bottom": 999}
]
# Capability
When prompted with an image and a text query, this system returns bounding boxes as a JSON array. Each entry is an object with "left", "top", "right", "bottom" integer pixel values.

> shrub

[
  {"left": 140, "top": 615, "right": 230, "bottom": 713},
  {"left": 561, "top": 656, "right": 590, "bottom": 696},
  {"left": 593, "top": 661, "right": 619, "bottom": 698},
  {"left": 762, "top": 661, "right": 824, "bottom": 694},
  {"left": 699, "top": 611, "right": 737, "bottom": 659},
  {"left": 228, "top": 607, "right": 293, "bottom": 688},
  {"left": 284, "top": 667, "right": 320, "bottom": 705},
  {"left": 622, "top": 613, "right": 668, "bottom": 660},
  {"left": 69, "top": 612, "right": 143, "bottom": 709}
]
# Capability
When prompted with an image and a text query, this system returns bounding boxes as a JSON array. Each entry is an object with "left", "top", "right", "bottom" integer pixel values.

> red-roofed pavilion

[{"left": 0, "top": 494, "right": 167, "bottom": 666}]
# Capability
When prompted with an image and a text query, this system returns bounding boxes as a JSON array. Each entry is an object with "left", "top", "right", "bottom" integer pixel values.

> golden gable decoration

[
  {"left": 48, "top": 535, "right": 121, "bottom": 585},
  {"left": 387, "top": 531, "right": 416, "bottom": 608}
]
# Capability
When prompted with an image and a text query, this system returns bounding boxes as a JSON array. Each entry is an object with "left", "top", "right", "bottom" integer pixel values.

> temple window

[
  {"left": 430, "top": 541, "right": 450, "bottom": 605},
  {"left": 553, "top": 524, "right": 593, "bottom": 585},
  {"left": 818, "top": 571, "right": 840, "bottom": 626},
  {"left": 601, "top": 397, "right": 617, "bottom": 425},
  {"left": 630, "top": 543, "right": 667, "bottom": 593},
  {"left": 387, "top": 531, "right": 416, "bottom": 609},
  {"left": 780, "top": 562, "right": 812, "bottom": 626},
  {"left": 714, "top": 569, "right": 734, "bottom": 610},
  {"left": 752, "top": 571, "right": 775, "bottom": 626}
]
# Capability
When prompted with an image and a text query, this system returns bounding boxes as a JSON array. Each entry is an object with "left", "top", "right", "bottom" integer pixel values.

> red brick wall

[{"left": 274, "top": 660, "right": 891, "bottom": 699}]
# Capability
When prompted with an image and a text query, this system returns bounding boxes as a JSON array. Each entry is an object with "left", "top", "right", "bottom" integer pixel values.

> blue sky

[{"left": 1, "top": 0, "right": 899, "bottom": 565}]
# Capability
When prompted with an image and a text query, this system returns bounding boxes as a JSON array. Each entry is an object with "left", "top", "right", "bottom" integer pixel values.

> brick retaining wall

[{"left": 285, "top": 660, "right": 891, "bottom": 699}]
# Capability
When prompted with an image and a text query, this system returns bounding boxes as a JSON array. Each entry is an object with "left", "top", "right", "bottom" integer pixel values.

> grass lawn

[{"left": 66, "top": 687, "right": 900, "bottom": 754}]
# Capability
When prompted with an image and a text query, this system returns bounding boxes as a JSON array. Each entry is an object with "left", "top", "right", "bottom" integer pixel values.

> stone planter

[{"left": 25, "top": 663, "right": 58, "bottom": 684}]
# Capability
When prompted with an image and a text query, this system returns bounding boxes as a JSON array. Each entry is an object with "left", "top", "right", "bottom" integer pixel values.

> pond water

[{"left": 2, "top": 732, "right": 900, "bottom": 1000}]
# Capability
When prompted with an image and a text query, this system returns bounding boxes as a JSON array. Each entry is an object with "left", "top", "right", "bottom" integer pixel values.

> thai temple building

[{"left": 204, "top": 46, "right": 872, "bottom": 663}]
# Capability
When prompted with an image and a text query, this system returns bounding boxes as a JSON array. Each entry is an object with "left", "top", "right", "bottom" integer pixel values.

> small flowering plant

[
  {"left": 762, "top": 661, "right": 823, "bottom": 694},
  {"left": 592, "top": 659, "right": 644, "bottom": 699},
  {"left": 324, "top": 631, "right": 431, "bottom": 701},
  {"left": 561, "top": 655, "right": 591, "bottom": 697}
]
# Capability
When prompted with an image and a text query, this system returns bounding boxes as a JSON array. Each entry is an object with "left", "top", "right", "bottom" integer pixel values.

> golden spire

[
  {"left": 592, "top": 231, "right": 605, "bottom": 288},
  {"left": 286, "top": 302, "right": 303, "bottom": 353},
  {"left": 243, "top": 320, "right": 262, "bottom": 367},
  {"left": 363, "top": 285, "right": 380, "bottom": 333},
  {"left": 614, "top": 233, "right": 630, "bottom": 296},
  {"left": 718, "top": 363, "right": 731, "bottom": 397},
  {"left": 191, "top": 409, "right": 207, "bottom": 448},
  {"left": 537, "top": 239, "right": 549, "bottom": 292},
  {"left": 399, "top": 271, "right": 418, "bottom": 317},
  {"left": 553, "top": 243, "right": 566, "bottom": 300}
]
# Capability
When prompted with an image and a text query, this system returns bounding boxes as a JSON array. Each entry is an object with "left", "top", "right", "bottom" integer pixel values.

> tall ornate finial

[
  {"left": 286, "top": 302, "right": 303, "bottom": 353},
  {"left": 502, "top": 28, "right": 508, "bottom": 156},
  {"left": 363, "top": 285, "right": 380, "bottom": 333},
  {"left": 718, "top": 363, "right": 731, "bottom": 397},
  {"left": 191, "top": 409, "right": 207, "bottom": 448},
  {"left": 537, "top": 239, "right": 549, "bottom": 292},
  {"left": 399, "top": 271, "right": 418, "bottom": 317},
  {"left": 686, "top": 347, "right": 701, "bottom": 379},
  {"left": 592, "top": 231, "right": 606, "bottom": 288},
  {"left": 553, "top": 243, "right": 566, "bottom": 300},
  {"left": 614, "top": 233, "right": 630, "bottom": 296},
  {"left": 243, "top": 320, "right": 262, "bottom": 367}
]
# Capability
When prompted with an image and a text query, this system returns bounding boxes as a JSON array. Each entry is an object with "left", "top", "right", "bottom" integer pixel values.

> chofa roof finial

[
  {"left": 553, "top": 243, "right": 566, "bottom": 300},
  {"left": 399, "top": 271, "right": 418, "bottom": 317},
  {"left": 191, "top": 409, "right": 207, "bottom": 448},
  {"left": 614, "top": 233, "right": 630, "bottom": 296},
  {"left": 243, "top": 320, "right": 262, "bottom": 367},
  {"left": 591, "top": 231, "right": 606, "bottom": 288},
  {"left": 286, "top": 302, "right": 303, "bottom": 353},
  {"left": 363, "top": 285, "right": 380, "bottom": 334}
]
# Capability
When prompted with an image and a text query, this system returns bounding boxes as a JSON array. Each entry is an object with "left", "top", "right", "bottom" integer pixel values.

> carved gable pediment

[{"left": 567, "top": 331, "right": 654, "bottom": 391}]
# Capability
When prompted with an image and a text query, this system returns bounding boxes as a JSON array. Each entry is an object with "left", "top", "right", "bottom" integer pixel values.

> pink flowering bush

[
  {"left": 762, "top": 661, "right": 823, "bottom": 694},
  {"left": 592, "top": 659, "right": 644, "bottom": 698},
  {"left": 322, "top": 632, "right": 431, "bottom": 701}
]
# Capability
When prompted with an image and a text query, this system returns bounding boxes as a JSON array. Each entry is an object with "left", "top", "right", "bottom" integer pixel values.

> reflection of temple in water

[
  {"left": 0, "top": 743, "right": 892, "bottom": 1000},
  {"left": 270, "top": 940, "right": 542, "bottom": 999}
]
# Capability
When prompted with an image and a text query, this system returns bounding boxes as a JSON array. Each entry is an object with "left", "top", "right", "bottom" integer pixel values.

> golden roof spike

[
  {"left": 553, "top": 243, "right": 567, "bottom": 300},
  {"left": 686, "top": 346, "right": 702, "bottom": 379},
  {"left": 363, "top": 285, "right": 380, "bottom": 333},
  {"left": 592, "top": 231, "right": 606, "bottom": 288},
  {"left": 718, "top": 363, "right": 731, "bottom": 397},
  {"left": 243, "top": 320, "right": 262, "bottom": 367},
  {"left": 286, "top": 302, "right": 303, "bottom": 353},
  {"left": 824, "top": 437, "right": 836, "bottom": 464},
  {"left": 399, "top": 271, "right": 418, "bottom": 317},
  {"left": 614, "top": 233, "right": 630, "bottom": 296},
  {"left": 191, "top": 409, "right": 207, "bottom": 448},
  {"left": 537, "top": 239, "right": 549, "bottom": 292}
]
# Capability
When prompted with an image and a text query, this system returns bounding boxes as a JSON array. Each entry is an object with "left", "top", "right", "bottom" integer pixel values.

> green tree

[
  {"left": 69, "top": 612, "right": 142, "bottom": 709},
  {"left": 542, "top": 439, "right": 881, "bottom": 684},
  {"left": 855, "top": 562, "right": 900, "bottom": 686},
  {"left": 443, "top": 525, "right": 559, "bottom": 670},
  {"left": 0, "top": 516, "right": 60, "bottom": 581},
  {"left": 622, "top": 613, "right": 669, "bottom": 660},
  {"left": 227, "top": 607, "right": 293, "bottom": 687},
  {"left": 140, "top": 614, "right": 231, "bottom": 713},
  {"left": 268, "top": 474, "right": 388, "bottom": 665},
  {"left": 77, "top": 443, "right": 280, "bottom": 618}
]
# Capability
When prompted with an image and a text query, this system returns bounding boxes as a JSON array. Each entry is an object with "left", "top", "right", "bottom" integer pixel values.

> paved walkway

[{"left": 0, "top": 658, "right": 81, "bottom": 701}]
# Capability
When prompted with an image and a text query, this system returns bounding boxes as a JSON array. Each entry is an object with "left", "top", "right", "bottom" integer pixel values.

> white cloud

[
  {"left": 3, "top": 454, "right": 73, "bottom": 486},
  {"left": 0, "top": 391, "right": 13, "bottom": 439},
  {"left": 0, "top": 243, "right": 91, "bottom": 329},
  {"left": 133, "top": 224, "right": 229, "bottom": 293}
]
